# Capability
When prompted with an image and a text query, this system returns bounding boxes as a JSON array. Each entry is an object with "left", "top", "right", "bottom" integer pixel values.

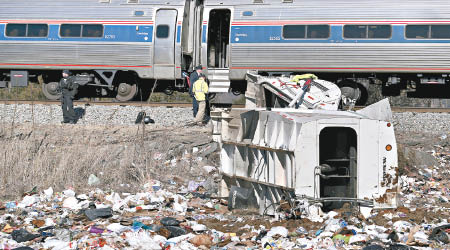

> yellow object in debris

[
  {"left": 2, "top": 224, "right": 13, "bottom": 233},
  {"left": 292, "top": 74, "right": 318, "bottom": 83}
]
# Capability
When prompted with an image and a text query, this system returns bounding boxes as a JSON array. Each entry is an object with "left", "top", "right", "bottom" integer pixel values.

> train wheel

[
  {"left": 42, "top": 82, "right": 61, "bottom": 100},
  {"left": 116, "top": 82, "right": 138, "bottom": 102}
]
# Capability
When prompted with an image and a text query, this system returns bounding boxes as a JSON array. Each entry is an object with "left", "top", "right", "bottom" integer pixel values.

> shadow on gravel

[{"left": 74, "top": 107, "right": 85, "bottom": 123}]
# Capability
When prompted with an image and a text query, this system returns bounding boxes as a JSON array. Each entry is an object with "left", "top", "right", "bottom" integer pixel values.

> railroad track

[
  {"left": 0, "top": 99, "right": 448, "bottom": 113},
  {"left": 388, "top": 107, "right": 449, "bottom": 113},
  {"left": 0, "top": 99, "right": 201, "bottom": 108}
]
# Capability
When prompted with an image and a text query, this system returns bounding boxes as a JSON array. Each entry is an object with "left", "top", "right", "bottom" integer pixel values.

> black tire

[{"left": 338, "top": 80, "right": 368, "bottom": 106}]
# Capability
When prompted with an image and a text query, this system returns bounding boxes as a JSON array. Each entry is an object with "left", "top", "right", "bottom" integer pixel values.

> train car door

[
  {"left": 154, "top": 9, "right": 177, "bottom": 79},
  {"left": 207, "top": 9, "right": 231, "bottom": 69},
  {"left": 204, "top": 8, "right": 232, "bottom": 93}
]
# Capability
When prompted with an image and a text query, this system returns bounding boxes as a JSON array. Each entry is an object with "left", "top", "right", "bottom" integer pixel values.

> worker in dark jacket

[
  {"left": 189, "top": 65, "right": 203, "bottom": 117},
  {"left": 59, "top": 70, "right": 78, "bottom": 124}
]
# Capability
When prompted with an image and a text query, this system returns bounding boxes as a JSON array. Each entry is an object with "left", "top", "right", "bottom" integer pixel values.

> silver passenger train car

[{"left": 1, "top": 0, "right": 449, "bottom": 103}]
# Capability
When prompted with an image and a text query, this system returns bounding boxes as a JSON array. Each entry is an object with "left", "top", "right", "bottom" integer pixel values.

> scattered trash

[
  {"left": 227, "top": 186, "right": 251, "bottom": 210},
  {"left": 165, "top": 226, "right": 187, "bottom": 238},
  {"left": 202, "top": 165, "right": 217, "bottom": 174},
  {"left": 190, "top": 234, "right": 212, "bottom": 247},
  {"left": 84, "top": 208, "right": 113, "bottom": 221},
  {"left": 187, "top": 181, "right": 204, "bottom": 192},
  {"left": 43, "top": 187, "right": 53, "bottom": 200},
  {"left": 161, "top": 217, "right": 180, "bottom": 226},
  {"left": 11, "top": 229, "right": 40, "bottom": 243},
  {"left": 5, "top": 201, "right": 17, "bottom": 209},
  {"left": 62, "top": 196, "right": 80, "bottom": 210},
  {"left": 89, "top": 226, "right": 106, "bottom": 234},
  {"left": 88, "top": 174, "right": 101, "bottom": 186},
  {"left": 0, "top": 143, "right": 448, "bottom": 250},
  {"left": 429, "top": 224, "right": 450, "bottom": 244},
  {"left": 266, "top": 226, "right": 288, "bottom": 238},
  {"left": 143, "top": 116, "right": 155, "bottom": 124}
]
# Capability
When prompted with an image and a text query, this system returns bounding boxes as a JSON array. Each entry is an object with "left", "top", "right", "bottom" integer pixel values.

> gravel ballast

[
  {"left": 393, "top": 112, "right": 450, "bottom": 135},
  {"left": 0, "top": 103, "right": 448, "bottom": 134},
  {"left": 0, "top": 104, "right": 194, "bottom": 127}
]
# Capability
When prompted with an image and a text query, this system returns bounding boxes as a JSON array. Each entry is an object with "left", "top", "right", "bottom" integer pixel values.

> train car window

[
  {"left": 6, "top": 24, "right": 26, "bottom": 37},
  {"left": 343, "top": 25, "right": 366, "bottom": 39},
  {"left": 134, "top": 11, "right": 145, "bottom": 16},
  {"left": 156, "top": 25, "right": 169, "bottom": 38},
  {"left": 405, "top": 25, "right": 429, "bottom": 39},
  {"left": 368, "top": 25, "right": 391, "bottom": 38},
  {"left": 431, "top": 25, "right": 450, "bottom": 39},
  {"left": 283, "top": 25, "right": 305, "bottom": 39},
  {"left": 27, "top": 24, "right": 48, "bottom": 37},
  {"left": 82, "top": 24, "right": 103, "bottom": 38},
  {"left": 60, "top": 24, "right": 82, "bottom": 37},
  {"left": 307, "top": 25, "right": 330, "bottom": 38}
]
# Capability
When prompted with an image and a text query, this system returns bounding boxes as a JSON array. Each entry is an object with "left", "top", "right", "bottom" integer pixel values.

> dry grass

[
  {"left": 0, "top": 83, "right": 192, "bottom": 103},
  {"left": 0, "top": 83, "right": 47, "bottom": 100},
  {"left": 0, "top": 123, "right": 213, "bottom": 199}
]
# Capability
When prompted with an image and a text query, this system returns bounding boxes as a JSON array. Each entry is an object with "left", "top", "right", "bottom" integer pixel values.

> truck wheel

[{"left": 338, "top": 80, "right": 368, "bottom": 105}]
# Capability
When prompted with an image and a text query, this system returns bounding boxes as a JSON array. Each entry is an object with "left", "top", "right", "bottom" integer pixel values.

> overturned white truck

[{"left": 212, "top": 75, "right": 399, "bottom": 216}]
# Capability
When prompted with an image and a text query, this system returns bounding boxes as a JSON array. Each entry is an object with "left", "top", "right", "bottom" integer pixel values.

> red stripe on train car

[
  {"left": 232, "top": 20, "right": 450, "bottom": 25},
  {"left": 231, "top": 66, "right": 450, "bottom": 71},
  {"left": 0, "top": 20, "right": 154, "bottom": 24},
  {"left": 0, "top": 63, "right": 152, "bottom": 68}
]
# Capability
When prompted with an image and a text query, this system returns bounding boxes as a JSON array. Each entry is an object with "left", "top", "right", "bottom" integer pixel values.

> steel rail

[{"left": 0, "top": 99, "right": 448, "bottom": 112}]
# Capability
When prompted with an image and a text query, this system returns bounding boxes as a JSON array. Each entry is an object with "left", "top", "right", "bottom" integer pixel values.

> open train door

[
  {"left": 205, "top": 8, "right": 231, "bottom": 93},
  {"left": 154, "top": 9, "right": 177, "bottom": 79}
]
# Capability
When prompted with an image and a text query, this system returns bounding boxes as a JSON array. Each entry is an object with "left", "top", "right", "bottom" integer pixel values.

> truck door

[{"left": 154, "top": 9, "right": 177, "bottom": 79}]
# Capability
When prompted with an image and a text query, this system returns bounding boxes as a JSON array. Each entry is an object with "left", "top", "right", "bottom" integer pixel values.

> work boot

[
  {"left": 61, "top": 120, "right": 70, "bottom": 124},
  {"left": 69, "top": 120, "right": 76, "bottom": 124}
]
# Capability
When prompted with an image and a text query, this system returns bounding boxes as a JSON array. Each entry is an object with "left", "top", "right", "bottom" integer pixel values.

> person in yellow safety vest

[{"left": 193, "top": 74, "right": 209, "bottom": 125}]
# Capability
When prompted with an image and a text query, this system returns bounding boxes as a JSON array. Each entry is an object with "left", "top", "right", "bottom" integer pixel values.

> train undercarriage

[
  {"left": 0, "top": 69, "right": 188, "bottom": 102},
  {"left": 0, "top": 69, "right": 449, "bottom": 104}
]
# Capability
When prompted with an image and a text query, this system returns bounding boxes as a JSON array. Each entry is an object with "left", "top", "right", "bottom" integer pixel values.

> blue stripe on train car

[
  {"left": 177, "top": 25, "right": 181, "bottom": 43},
  {"left": 231, "top": 25, "right": 450, "bottom": 44},
  {"left": 202, "top": 25, "right": 207, "bottom": 43},
  {"left": 0, "top": 24, "right": 153, "bottom": 43}
]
